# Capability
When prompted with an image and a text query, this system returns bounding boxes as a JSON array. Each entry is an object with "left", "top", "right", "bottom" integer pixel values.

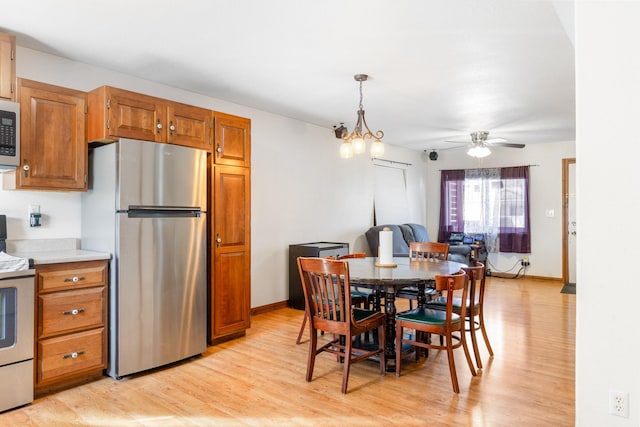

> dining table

[{"left": 344, "top": 256, "right": 467, "bottom": 367}]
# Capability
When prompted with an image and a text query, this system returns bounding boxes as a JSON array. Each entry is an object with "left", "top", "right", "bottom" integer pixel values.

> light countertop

[{"left": 7, "top": 238, "right": 111, "bottom": 265}]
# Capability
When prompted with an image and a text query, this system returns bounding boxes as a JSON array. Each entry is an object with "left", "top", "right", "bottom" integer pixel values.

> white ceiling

[{"left": 2, "top": 0, "right": 575, "bottom": 153}]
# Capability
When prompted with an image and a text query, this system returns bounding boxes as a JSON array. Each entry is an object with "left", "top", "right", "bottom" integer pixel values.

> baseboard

[
  {"left": 251, "top": 300, "right": 289, "bottom": 316},
  {"left": 489, "top": 272, "right": 561, "bottom": 281}
]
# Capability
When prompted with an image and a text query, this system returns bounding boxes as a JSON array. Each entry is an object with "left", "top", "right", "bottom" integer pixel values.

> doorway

[{"left": 562, "top": 158, "right": 576, "bottom": 289}]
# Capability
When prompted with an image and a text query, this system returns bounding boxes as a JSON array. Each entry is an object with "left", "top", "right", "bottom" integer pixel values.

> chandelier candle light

[{"left": 339, "top": 74, "right": 385, "bottom": 159}]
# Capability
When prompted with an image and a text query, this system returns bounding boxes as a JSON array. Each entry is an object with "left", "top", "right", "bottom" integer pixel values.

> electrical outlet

[
  {"left": 609, "top": 391, "right": 629, "bottom": 418},
  {"left": 521, "top": 256, "right": 530, "bottom": 267}
]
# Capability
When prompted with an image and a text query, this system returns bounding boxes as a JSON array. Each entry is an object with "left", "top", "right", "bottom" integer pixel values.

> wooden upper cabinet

[
  {"left": 88, "top": 86, "right": 213, "bottom": 151},
  {"left": 0, "top": 32, "right": 16, "bottom": 101},
  {"left": 12, "top": 79, "right": 87, "bottom": 191},
  {"left": 167, "top": 102, "right": 213, "bottom": 150},
  {"left": 214, "top": 112, "right": 251, "bottom": 166},
  {"left": 88, "top": 86, "right": 165, "bottom": 143}
]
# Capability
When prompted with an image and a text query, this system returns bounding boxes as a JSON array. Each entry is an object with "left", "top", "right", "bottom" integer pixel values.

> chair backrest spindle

[{"left": 409, "top": 241, "right": 449, "bottom": 261}]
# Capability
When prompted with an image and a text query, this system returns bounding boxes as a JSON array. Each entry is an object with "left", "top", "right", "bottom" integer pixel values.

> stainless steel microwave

[{"left": 0, "top": 99, "right": 20, "bottom": 172}]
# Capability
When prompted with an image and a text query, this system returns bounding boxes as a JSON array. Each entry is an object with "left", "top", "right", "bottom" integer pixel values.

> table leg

[
  {"left": 416, "top": 282, "right": 429, "bottom": 357},
  {"left": 417, "top": 282, "right": 427, "bottom": 308},
  {"left": 384, "top": 285, "right": 397, "bottom": 371}
]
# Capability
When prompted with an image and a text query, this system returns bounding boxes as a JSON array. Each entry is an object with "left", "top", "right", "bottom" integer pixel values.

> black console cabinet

[{"left": 288, "top": 242, "right": 349, "bottom": 310}]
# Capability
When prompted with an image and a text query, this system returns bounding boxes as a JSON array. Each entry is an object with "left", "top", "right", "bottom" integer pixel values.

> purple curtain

[
  {"left": 438, "top": 169, "right": 465, "bottom": 242},
  {"left": 499, "top": 166, "right": 531, "bottom": 253}
]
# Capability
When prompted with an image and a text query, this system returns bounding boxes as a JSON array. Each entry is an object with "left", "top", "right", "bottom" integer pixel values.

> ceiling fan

[{"left": 446, "top": 131, "right": 525, "bottom": 158}]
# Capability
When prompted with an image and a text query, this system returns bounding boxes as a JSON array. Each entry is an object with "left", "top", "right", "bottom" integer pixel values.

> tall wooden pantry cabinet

[{"left": 209, "top": 112, "right": 251, "bottom": 343}]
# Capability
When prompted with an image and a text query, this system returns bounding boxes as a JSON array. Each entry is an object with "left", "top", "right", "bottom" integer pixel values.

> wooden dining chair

[
  {"left": 295, "top": 252, "right": 371, "bottom": 345},
  {"left": 337, "top": 252, "right": 376, "bottom": 310},
  {"left": 297, "top": 257, "right": 386, "bottom": 394},
  {"left": 396, "top": 241, "right": 451, "bottom": 309},
  {"left": 395, "top": 270, "right": 477, "bottom": 393},
  {"left": 426, "top": 262, "right": 494, "bottom": 369},
  {"left": 409, "top": 241, "right": 450, "bottom": 261}
]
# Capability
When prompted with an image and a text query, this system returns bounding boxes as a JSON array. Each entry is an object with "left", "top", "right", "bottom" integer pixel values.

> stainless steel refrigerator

[{"left": 81, "top": 138, "right": 207, "bottom": 378}]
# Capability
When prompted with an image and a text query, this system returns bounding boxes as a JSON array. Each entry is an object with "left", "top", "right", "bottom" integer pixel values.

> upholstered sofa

[{"left": 365, "top": 223, "right": 471, "bottom": 264}]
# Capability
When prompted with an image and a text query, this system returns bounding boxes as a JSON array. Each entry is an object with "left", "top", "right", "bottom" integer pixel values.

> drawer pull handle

[
  {"left": 63, "top": 351, "right": 85, "bottom": 359},
  {"left": 64, "top": 276, "right": 86, "bottom": 283},
  {"left": 63, "top": 308, "right": 85, "bottom": 316}
]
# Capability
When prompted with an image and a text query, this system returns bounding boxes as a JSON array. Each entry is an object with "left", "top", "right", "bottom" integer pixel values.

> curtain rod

[
  {"left": 438, "top": 164, "right": 539, "bottom": 171},
  {"left": 372, "top": 158, "right": 412, "bottom": 167}
]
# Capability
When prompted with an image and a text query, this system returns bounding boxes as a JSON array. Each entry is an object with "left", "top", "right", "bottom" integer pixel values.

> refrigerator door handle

[
  {"left": 127, "top": 207, "right": 202, "bottom": 218},
  {"left": 128, "top": 206, "right": 201, "bottom": 212}
]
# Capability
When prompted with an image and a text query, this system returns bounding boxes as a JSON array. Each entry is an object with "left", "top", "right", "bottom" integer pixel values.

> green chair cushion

[
  {"left": 397, "top": 287, "right": 438, "bottom": 297},
  {"left": 395, "top": 308, "right": 461, "bottom": 326},
  {"left": 353, "top": 308, "right": 381, "bottom": 322},
  {"left": 351, "top": 290, "right": 371, "bottom": 298},
  {"left": 427, "top": 296, "right": 471, "bottom": 310}
]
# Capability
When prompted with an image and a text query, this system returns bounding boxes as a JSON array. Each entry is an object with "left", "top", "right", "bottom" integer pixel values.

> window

[
  {"left": 373, "top": 164, "right": 409, "bottom": 225},
  {"left": 438, "top": 166, "right": 530, "bottom": 253}
]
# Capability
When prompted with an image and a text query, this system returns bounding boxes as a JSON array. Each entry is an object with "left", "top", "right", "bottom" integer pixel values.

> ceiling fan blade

[
  {"left": 489, "top": 142, "right": 526, "bottom": 148},
  {"left": 485, "top": 137, "right": 508, "bottom": 144},
  {"left": 444, "top": 140, "right": 469, "bottom": 144}
]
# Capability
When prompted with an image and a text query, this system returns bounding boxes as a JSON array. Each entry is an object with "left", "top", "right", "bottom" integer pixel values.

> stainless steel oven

[{"left": 0, "top": 269, "right": 34, "bottom": 413}]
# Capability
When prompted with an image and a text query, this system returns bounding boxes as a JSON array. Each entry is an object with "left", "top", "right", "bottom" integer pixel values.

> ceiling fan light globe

[
  {"left": 370, "top": 139, "right": 385, "bottom": 158},
  {"left": 340, "top": 141, "right": 354, "bottom": 159},
  {"left": 467, "top": 145, "right": 491, "bottom": 158}
]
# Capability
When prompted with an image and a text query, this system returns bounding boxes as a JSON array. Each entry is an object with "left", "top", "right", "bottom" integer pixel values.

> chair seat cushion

[
  {"left": 427, "top": 296, "right": 465, "bottom": 309},
  {"left": 351, "top": 290, "right": 372, "bottom": 298},
  {"left": 396, "top": 287, "right": 438, "bottom": 298},
  {"left": 353, "top": 307, "right": 382, "bottom": 322},
  {"left": 427, "top": 296, "right": 473, "bottom": 310},
  {"left": 395, "top": 308, "right": 461, "bottom": 326}
]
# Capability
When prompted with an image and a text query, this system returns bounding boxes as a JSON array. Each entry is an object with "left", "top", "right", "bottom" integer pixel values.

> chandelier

[{"left": 339, "top": 74, "right": 385, "bottom": 159}]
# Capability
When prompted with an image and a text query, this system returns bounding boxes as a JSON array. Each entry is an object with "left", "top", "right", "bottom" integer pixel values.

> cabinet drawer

[
  {"left": 39, "top": 287, "right": 105, "bottom": 338},
  {"left": 37, "top": 328, "right": 106, "bottom": 384},
  {"left": 37, "top": 260, "right": 107, "bottom": 293}
]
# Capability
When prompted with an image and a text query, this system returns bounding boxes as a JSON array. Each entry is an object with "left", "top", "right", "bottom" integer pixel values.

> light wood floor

[{"left": 2, "top": 276, "right": 575, "bottom": 426}]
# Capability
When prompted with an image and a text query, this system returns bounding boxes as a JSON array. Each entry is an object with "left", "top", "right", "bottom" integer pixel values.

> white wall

[
  {"left": 0, "top": 46, "right": 428, "bottom": 308},
  {"left": 425, "top": 140, "right": 575, "bottom": 279},
  {"left": 576, "top": 2, "right": 640, "bottom": 426}
]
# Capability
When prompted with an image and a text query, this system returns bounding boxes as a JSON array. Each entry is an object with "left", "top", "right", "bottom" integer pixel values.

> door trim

[{"left": 562, "top": 158, "right": 576, "bottom": 285}]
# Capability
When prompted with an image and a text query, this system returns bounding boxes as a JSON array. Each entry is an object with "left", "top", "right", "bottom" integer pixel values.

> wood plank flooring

[{"left": 1, "top": 276, "right": 575, "bottom": 426}]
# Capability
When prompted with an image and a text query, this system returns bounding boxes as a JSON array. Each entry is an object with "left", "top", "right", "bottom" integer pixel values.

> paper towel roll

[{"left": 378, "top": 229, "right": 394, "bottom": 265}]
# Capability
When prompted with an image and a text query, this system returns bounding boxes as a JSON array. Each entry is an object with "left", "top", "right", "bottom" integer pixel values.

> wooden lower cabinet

[
  {"left": 210, "top": 164, "right": 251, "bottom": 342},
  {"left": 37, "top": 328, "right": 106, "bottom": 385},
  {"left": 34, "top": 260, "right": 108, "bottom": 397}
]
